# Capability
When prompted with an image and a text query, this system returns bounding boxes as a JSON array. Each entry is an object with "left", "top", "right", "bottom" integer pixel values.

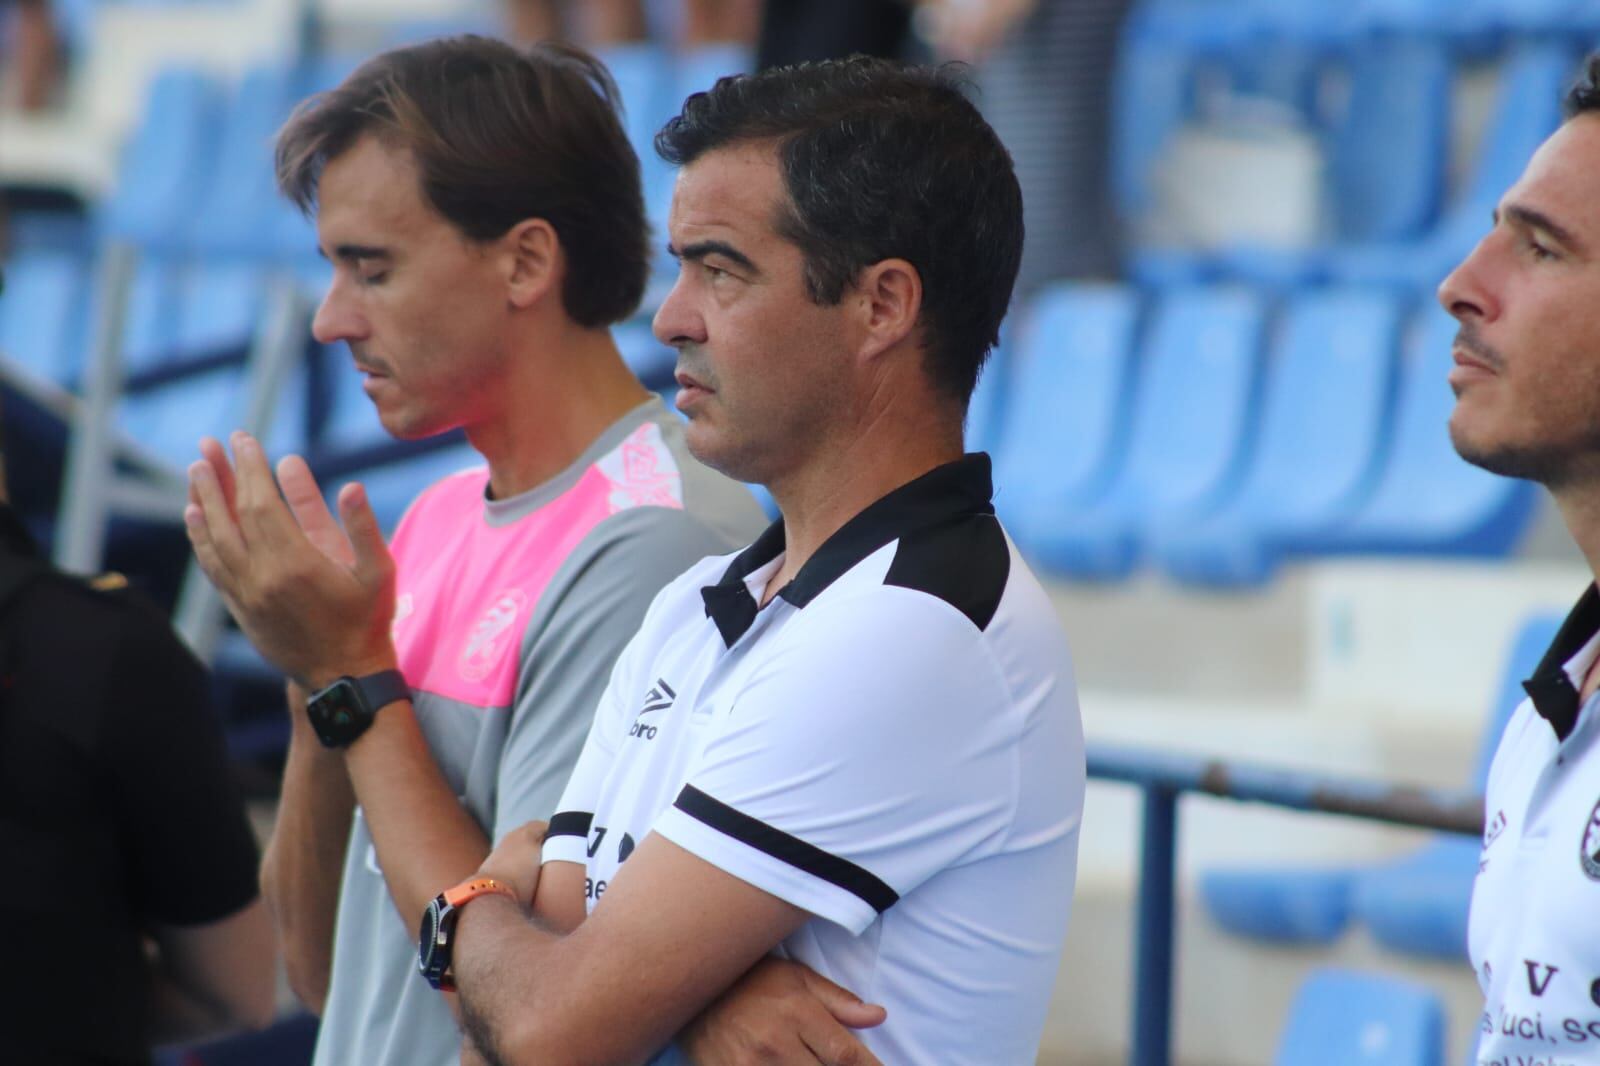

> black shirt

[{"left": 0, "top": 505, "right": 260, "bottom": 1064}]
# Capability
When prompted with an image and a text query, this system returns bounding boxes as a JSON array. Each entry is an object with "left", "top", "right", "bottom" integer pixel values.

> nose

[
  {"left": 311, "top": 275, "right": 368, "bottom": 345},
  {"left": 1437, "top": 234, "right": 1498, "bottom": 325},
  {"left": 652, "top": 270, "right": 707, "bottom": 349}
]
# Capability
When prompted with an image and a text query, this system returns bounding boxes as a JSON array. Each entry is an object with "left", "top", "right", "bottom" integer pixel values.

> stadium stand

[
  {"left": 1199, "top": 611, "right": 1561, "bottom": 952},
  {"left": 9, "top": 2, "right": 1600, "bottom": 1062},
  {"left": 1009, "top": 284, "right": 1267, "bottom": 580},
  {"left": 1273, "top": 969, "right": 1447, "bottom": 1066}
]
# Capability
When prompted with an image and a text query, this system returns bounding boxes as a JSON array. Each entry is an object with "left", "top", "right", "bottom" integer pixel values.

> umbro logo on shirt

[
  {"left": 641, "top": 679, "right": 676, "bottom": 715},
  {"left": 629, "top": 679, "right": 676, "bottom": 741}
]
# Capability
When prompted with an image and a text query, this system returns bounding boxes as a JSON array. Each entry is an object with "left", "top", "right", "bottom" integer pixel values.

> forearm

[
  {"left": 343, "top": 697, "right": 492, "bottom": 933},
  {"left": 452, "top": 895, "right": 596, "bottom": 1066},
  {"left": 261, "top": 683, "right": 355, "bottom": 1013}
]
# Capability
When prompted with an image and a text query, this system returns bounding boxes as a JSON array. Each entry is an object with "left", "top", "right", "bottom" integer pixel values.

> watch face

[
  {"left": 418, "top": 896, "right": 448, "bottom": 986},
  {"left": 307, "top": 678, "right": 370, "bottom": 748}
]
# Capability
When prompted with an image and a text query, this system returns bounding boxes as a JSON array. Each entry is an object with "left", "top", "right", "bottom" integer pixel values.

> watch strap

[
  {"left": 444, "top": 876, "right": 516, "bottom": 909},
  {"left": 355, "top": 668, "right": 410, "bottom": 713}
]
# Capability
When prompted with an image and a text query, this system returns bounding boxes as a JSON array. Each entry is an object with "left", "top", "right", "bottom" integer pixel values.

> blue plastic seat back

[
  {"left": 1273, "top": 968, "right": 1445, "bottom": 1066},
  {"left": 117, "top": 259, "right": 183, "bottom": 376},
  {"left": 1457, "top": 43, "right": 1575, "bottom": 225},
  {"left": 1230, "top": 288, "right": 1401, "bottom": 535},
  {"left": 1474, "top": 613, "right": 1564, "bottom": 788},
  {"left": 595, "top": 43, "right": 675, "bottom": 269},
  {"left": 1327, "top": 37, "right": 1451, "bottom": 244},
  {"left": 313, "top": 341, "right": 390, "bottom": 457},
  {"left": 172, "top": 259, "right": 269, "bottom": 362},
  {"left": 992, "top": 284, "right": 1141, "bottom": 511},
  {"left": 187, "top": 63, "right": 302, "bottom": 258},
  {"left": 119, "top": 361, "right": 309, "bottom": 472},
  {"left": 1117, "top": 286, "right": 1267, "bottom": 517},
  {"left": 1345, "top": 305, "right": 1536, "bottom": 554},
  {"left": 0, "top": 250, "right": 89, "bottom": 385},
  {"left": 1110, "top": 34, "right": 1196, "bottom": 223},
  {"left": 100, "top": 67, "right": 224, "bottom": 250}
]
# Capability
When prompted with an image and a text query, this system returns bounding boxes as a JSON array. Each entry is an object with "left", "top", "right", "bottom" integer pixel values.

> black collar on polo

[
  {"left": 700, "top": 454, "right": 996, "bottom": 647},
  {"left": 1523, "top": 583, "right": 1600, "bottom": 742}
]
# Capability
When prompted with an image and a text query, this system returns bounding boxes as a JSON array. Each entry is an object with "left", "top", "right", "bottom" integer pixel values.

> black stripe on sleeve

[
  {"left": 547, "top": 811, "right": 593, "bottom": 840},
  {"left": 673, "top": 785, "right": 899, "bottom": 914}
]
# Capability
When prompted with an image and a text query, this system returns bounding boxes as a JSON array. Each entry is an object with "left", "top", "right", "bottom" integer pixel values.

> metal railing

[{"left": 1087, "top": 742, "right": 1484, "bottom": 1066}]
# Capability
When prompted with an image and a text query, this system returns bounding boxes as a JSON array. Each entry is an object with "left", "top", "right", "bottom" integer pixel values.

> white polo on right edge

[{"left": 1471, "top": 584, "right": 1600, "bottom": 1065}]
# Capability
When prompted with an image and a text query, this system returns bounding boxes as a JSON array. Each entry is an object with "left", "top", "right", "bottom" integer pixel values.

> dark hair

[
  {"left": 655, "top": 56, "right": 1023, "bottom": 406},
  {"left": 277, "top": 35, "right": 649, "bottom": 329},
  {"left": 1567, "top": 53, "right": 1600, "bottom": 118}
]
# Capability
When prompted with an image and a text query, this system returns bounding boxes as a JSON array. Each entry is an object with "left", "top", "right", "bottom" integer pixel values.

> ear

[
  {"left": 854, "top": 258, "right": 922, "bottom": 362},
  {"left": 503, "top": 218, "right": 561, "bottom": 310}
]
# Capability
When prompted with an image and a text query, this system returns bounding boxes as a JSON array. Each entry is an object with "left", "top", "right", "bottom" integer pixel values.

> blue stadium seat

[
  {"left": 1111, "top": 34, "right": 1198, "bottom": 225},
  {"left": 188, "top": 63, "right": 301, "bottom": 259},
  {"left": 596, "top": 43, "right": 674, "bottom": 256},
  {"left": 1150, "top": 288, "right": 1402, "bottom": 586},
  {"left": 994, "top": 284, "right": 1142, "bottom": 550},
  {"left": 119, "top": 362, "right": 309, "bottom": 473},
  {"left": 1328, "top": 41, "right": 1576, "bottom": 291},
  {"left": 1335, "top": 304, "right": 1537, "bottom": 557},
  {"left": 1202, "top": 868, "right": 1356, "bottom": 944},
  {"left": 1273, "top": 969, "right": 1445, "bottom": 1066},
  {"left": 98, "top": 67, "right": 224, "bottom": 251},
  {"left": 614, "top": 316, "right": 675, "bottom": 386},
  {"left": 1201, "top": 613, "right": 1559, "bottom": 951},
  {"left": 1022, "top": 286, "right": 1266, "bottom": 580},
  {"left": 0, "top": 250, "right": 89, "bottom": 385},
  {"left": 1352, "top": 613, "right": 1561, "bottom": 960},
  {"left": 311, "top": 342, "right": 388, "bottom": 458},
  {"left": 1326, "top": 37, "right": 1451, "bottom": 246},
  {"left": 965, "top": 343, "right": 1011, "bottom": 460}
]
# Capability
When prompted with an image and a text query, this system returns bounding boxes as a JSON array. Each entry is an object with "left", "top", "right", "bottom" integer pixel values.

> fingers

[
  {"left": 338, "top": 482, "right": 394, "bottom": 589},
  {"left": 187, "top": 459, "right": 250, "bottom": 581},
  {"left": 230, "top": 432, "right": 298, "bottom": 550},
  {"left": 799, "top": 968, "right": 888, "bottom": 1030},
  {"left": 196, "top": 436, "right": 238, "bottom": 517},
  {"left": 278, "top": 454, "right": 354, "bottom": 565},
  {"left": 799, "top": 1029, "right": 883, "bottom": 1066}
]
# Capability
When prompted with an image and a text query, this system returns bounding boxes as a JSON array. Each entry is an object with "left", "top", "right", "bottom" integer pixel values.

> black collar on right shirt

[
  {"left": 1523, "top": 584, "right": 1600, "bottom": 742},
  {"left": 700, "top": 454, "right": 996, "bottom": 648}
]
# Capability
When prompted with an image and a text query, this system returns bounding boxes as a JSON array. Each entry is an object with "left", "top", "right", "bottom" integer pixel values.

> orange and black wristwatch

[{"left": 418, "top": 876, "right": 517, "bottom": 990}]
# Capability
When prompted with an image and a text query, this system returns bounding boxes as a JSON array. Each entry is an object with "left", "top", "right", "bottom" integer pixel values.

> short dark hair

[
  {"left": 1565, "top": 52, "right": 1600, "bottom": 118},
  {"left": 655, "top": 57, "right": 1024, "bottom": 407},
  {"left": 277, "top": 35, "right": 649, "bottom": 329}
]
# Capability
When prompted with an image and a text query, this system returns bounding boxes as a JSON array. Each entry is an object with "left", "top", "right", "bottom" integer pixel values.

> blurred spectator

[
  {"left": 756, "top": 0, "right": 913, "bottom": 68},
  {"left": 0, "top": 274, "right": 274, "bottom": 1063},
  {"left": 505, "top": 0, "right": 757, "bottom": 48},
  {"left": 3, "top": 0, "right": 62, "bottom": 110},
  {"left": 924, "top": 0, "right": 1131, "bottom": 291}
]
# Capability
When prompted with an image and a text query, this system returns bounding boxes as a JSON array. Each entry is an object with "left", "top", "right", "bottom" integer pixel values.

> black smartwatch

[
  {"left": 305, "top": 669, "right": 410, "bottom": 749},
  {"left": 418, "top": 877, "right": 516, "bottom": 991}
]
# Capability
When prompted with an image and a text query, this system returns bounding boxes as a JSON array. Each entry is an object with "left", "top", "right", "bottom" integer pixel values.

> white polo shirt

[
  {"left": 542, "top": 455, "right": 1086, "bottom": 1065},
  {"left": 1470, "top": 584, "right": 1600, "bottom": 1065}
]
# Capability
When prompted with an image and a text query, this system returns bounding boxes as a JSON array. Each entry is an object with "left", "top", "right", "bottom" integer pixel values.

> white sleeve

[{"left": 651, "top": 591, "right": 1021, "bottom": 934}]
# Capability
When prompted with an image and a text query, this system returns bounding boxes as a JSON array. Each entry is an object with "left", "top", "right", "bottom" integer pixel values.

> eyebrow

[
  {"left": 668, "top": 239, "right": 760, "bottom": 276},
  {"left": 1497, "top": 204, "right": 1586, "bottom": 255},
  {"left": 318, "top": 244, "right": 394, "bottom": 263}
]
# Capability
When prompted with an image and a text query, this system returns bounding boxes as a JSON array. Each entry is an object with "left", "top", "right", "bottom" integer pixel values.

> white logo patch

[{"left": 458, "top": 589, "right": 529, "bottom": 681}]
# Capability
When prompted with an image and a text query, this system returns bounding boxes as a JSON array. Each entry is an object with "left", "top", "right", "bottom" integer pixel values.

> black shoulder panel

[{"left": 884, "top": 512, "right": 1010, "bottom": 632}]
